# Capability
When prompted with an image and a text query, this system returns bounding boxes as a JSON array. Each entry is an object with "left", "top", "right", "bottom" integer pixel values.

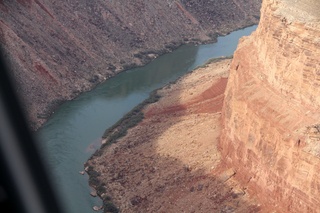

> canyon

[
  {"left": 220, "top": 0, "right": 320, "bottom": 212},
  {"left": 86, "top": 59, "right": 263, "bottom": 212},
  {"left": 0, "top": 0, "right": 260, "bottom": 130},
  {"left": 2, "top": 0, "right": 320, "bottom": 212},
  {"left": 87, "top": 0, "right": 320, "bottom": 212}
]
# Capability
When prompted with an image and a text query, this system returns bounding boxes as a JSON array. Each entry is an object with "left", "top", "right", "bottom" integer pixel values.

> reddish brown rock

[
  {"left": 0, "top": 0, "right": 261, "bottom": 129},
  {"left": 221, "top": 0, "right": 320, "bottom": 212},
  {"left": 86, "top": 60, "right": 263, "bottom": 212}
]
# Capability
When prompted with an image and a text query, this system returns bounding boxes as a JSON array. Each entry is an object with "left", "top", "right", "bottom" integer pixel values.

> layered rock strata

[
  {"left": 221, "top": 0, "right": 320, "bottom": 212},
  {"left": 86, "top": 59, "right": 262, "bottom": 212},
  {"left": 0, "top": 0, "right": 261, "bottom": 129}
]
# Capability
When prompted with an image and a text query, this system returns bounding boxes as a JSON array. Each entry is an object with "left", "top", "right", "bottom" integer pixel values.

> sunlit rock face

[
  {"left": 0, "top": 0, "right": 261, "bottom": 129},
  {"left": 220, "top": 0, "right": 320, "bottom": 211}
]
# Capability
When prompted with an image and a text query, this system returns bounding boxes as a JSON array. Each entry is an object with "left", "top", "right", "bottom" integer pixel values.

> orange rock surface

[
  {"left": 220, "top": 0, "right": 320, "bottom": 212},
  {"left": 87, "top": 60, "right": 263, "bottom": 212}
]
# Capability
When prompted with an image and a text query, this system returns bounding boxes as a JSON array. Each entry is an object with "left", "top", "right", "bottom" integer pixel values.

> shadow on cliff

[{"left": 87, "top": 60, "right": 262, "bottom": 212}]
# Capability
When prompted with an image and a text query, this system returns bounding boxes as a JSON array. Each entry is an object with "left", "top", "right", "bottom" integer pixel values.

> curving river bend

[{"left": 37, "top": 25, "right": 257, "bottom": 213}]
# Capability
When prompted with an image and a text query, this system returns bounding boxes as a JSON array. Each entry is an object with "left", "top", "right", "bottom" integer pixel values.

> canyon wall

[
  {"left": 0, "top": 0, "right": 261, "bottom": 129},
  {"left": 221, "top": 0, "right": 320, "bottom": 212}
]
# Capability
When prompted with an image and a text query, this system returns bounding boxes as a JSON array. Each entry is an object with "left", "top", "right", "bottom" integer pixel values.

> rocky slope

[
  {"left": 86, "top": 59, "right": 262, "bottom": 212},
  {"left": 220, "top": 0, "right": 320, "bottom": 212},
  {"left": 0, "top": 0, "right": 261, "bottom": 130}
]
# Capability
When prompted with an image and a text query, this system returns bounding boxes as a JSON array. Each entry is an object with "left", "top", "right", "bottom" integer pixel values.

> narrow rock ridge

[
  {"left": 0, "top": 0, "right": 261, "bottom": 129},
  {"left": 221, "top": 0, "right": 320, "bottom": 212}
]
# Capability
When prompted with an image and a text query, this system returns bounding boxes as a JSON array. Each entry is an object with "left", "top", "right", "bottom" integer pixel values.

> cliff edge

[
  {"left": 0, "top": 0, "right": 261, "bottom": 129},
  {"left": 86, "top": 59, "right": 264, "bottom": 212},
  {"left": 221, "top": 0, "right": 320, "bottom": 211}
]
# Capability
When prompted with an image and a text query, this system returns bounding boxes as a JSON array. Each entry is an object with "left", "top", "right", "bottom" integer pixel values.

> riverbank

[
  {"left": 34, "top": 23, "right": 258, "bottom": 131},
  {"left": 38, "top": 25, "right": 259, "bottom": 213},
  {"left": 1, "top": 1, "right": 261, "bottom": 130},
  {"left": 86, "top": 58, "right": 262, "bottom": 212}
]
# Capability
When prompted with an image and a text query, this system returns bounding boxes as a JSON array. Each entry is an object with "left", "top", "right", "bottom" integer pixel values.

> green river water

[{"left": 37, "top": 25, "right": 257, "bottom": 213}]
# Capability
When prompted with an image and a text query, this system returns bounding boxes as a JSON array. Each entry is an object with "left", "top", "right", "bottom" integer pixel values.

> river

[{"left": 37, "top": 25, "right": 257, "bottom": 213}]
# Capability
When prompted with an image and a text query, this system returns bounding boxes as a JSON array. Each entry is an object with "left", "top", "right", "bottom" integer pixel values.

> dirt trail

[{"left": 87, "top": 59, "right": 262, "bottom": 212}]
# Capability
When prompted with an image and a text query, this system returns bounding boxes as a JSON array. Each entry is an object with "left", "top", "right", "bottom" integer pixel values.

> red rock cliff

[{"left": 221, "top": 0, "right": 320, "bottom": 211}]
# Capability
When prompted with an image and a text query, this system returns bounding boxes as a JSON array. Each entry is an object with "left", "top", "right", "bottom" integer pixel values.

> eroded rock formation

[
  {"left": 221, "top": 0, "right": 320, "bottom": 211},
  {"left": 0, "top": 0, "right": 261, "bottom": 129},
  {"left": 86, "top": 59, "right": 264, "bottom": 212}
]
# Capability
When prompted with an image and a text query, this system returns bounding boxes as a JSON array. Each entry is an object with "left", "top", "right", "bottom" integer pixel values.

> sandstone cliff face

[
  {"left": 0, "top": 0, "right": 261, "bottom": 129},
  {"left": 221, "top": 0, "right": 320, "bottom": 211}
]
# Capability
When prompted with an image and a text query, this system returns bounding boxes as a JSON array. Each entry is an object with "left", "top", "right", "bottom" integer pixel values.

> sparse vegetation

[
  {"left": 104, "top": 201, "right": 119, "bottom": 213},
  {"left": 92, "top": 57, "right": 231, "bottom": 157},
  {"left": 107, "top": 64, "right": 116, "bottom": 72},
  {"left": 87, "top": 55, "right": 235, "bottom": 213},
  {"left": 206, "top": 31, "right": 221, "bottom": 41},
  {"left": 96, "top": 183, "right": 106, "bottom": 194},
  {"left": 85, "top": 164, "right": 119, "bottom": 213},
  {"left": 195, "top": 56, "right": 233, "bottom": 69},
  {"left": 97, "top": 90, "right": 161, "bottom": 150},
  {"left": 89, "top": 75, "right": 99, "bottom": 83},
  {"left": 87, "top": 166, "right": 101, "bottom": 186},
  {"left": 123, "top": 62, "right": 137, "bottom": 70},
  {"left": 133, "top": 52, "right": 144, "bottom": 59}
]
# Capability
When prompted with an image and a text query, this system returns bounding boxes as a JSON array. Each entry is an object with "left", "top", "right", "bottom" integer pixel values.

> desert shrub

[
  {"left": 134, "top": 52, "right": 144, "bottom": 59},
  {"left": 89, "top": 75, "right": 99, "bottom": 83},
  {"left": 96, "top": 184, "right": 106, "bottom": 194},
  {"left": 165, "top": 42, "right": 177, "bottom": 50},
  {"left": 107, "top": 64, "right": 116, "bottom": 72},
  {"left": 101, "top": 90, "right": 161, "bottom": 146},
  {"left": 104, "top": 201, "right": 119, "bottom": 213},
  {"left": 195, "top": 56, "right": 233, "bottom": 69},
  {"left": 123, "top": 63, "right": 137, "bottom": 70},
  {"left": 87, "top": 169, "right": 101, "bottom": 186},
  {"left": 104, "top": 196, "right": 112, "bottom": 201}
]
